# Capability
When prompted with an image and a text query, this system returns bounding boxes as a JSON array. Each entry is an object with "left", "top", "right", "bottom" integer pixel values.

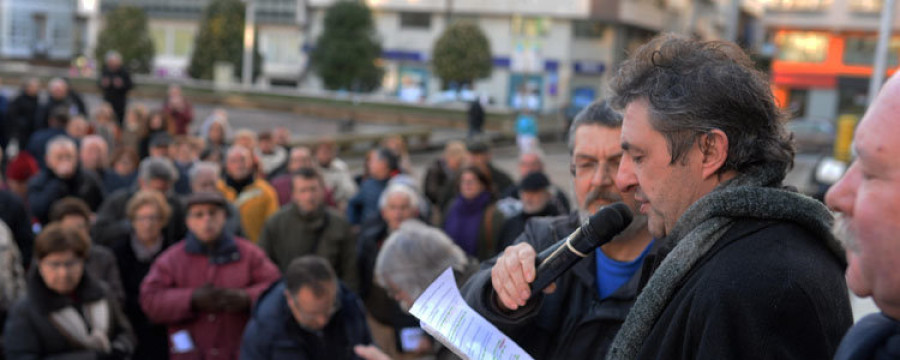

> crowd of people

[
  {"left": 2, "top": 33, "right": 900, "bottom": 360},
  {"left": 0, "top": 49, "right": 571, "bottom": 360}
]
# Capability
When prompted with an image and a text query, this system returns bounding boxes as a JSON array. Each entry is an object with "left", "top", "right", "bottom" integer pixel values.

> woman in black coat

[
  {"left": 3, "top": 223, "right": 135, "bottom": 360},
  {"left": 109, "top": 190, "right": 174, "bottom": 360}
]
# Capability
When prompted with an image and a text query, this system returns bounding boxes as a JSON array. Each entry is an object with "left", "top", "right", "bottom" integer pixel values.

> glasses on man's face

[
  {"left": 41, "top": 259, "right": 84, "bottom": 271},
  {"left": 570, "top": 159, "right": 620, "bottom": 180}
]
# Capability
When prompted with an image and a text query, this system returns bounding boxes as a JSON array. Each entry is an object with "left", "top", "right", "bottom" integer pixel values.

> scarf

[
  {"left": 130, "top": 234, "right": 164, "bottom": 262},
  {"left": 27, "top": 268, "right": 112, "bottom": 353},
  {"left": 226, "top": 174, "right": 255, "bottom": 195},
  {"left": 444, "top": 191, "right": 492, "bottom": 257},
  {"left": 606, "top": 162, "right": 842, "bottom": 359}
]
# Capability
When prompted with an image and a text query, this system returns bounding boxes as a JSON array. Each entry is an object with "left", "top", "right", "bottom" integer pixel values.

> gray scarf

[{"left": 606, "top": 163, "right": 843, "bottom": 359}]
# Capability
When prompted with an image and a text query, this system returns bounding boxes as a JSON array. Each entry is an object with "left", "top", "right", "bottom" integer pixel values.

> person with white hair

[
  {"left": 98, "top": 50, "right": 133, "bottom": 124},
  {"left": 356, "top": 184, "right": 426, "bottom": 358},
  {"left": 79, "top": 135, "right": 109, "bottom": 178},
  {"left": 27, "top": 136, "right": 105, "bottom": 224},
  {"left": 370, "top": 219, "right": 477, "bottom": 360}
]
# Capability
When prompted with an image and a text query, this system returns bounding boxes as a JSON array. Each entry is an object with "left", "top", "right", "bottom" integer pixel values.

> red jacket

[{"left": 140, "top": 233, "right": 281, "bottom": 360}]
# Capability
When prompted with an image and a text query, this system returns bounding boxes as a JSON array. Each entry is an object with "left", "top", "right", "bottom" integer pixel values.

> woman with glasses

[
  {"left": 3, "top": 223, "right": 135, "bottom": 359},
  {"left": 110, "top": 190, "right": 174, "bottom": 360}
]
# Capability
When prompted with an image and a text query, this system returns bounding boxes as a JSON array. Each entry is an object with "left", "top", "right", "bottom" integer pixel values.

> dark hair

[
  {"left": 373, "top": 147, "right": 400, "bottom": 173},
  {"left": 111, "top": 147, "right": 139, "bottom": 168},
  {"left": 459, "top": 165, "right": 492, "bottom": 192},
  {"left": 49, "top": 108, "right": 70, "bottom": 128},
  {"left": 49, "top": 197, "right": 92, "bottom": 223},
  {"left": 567, "top": 100, "right": 624, "bottom": 153},
  {"left": 34, "top": 223, "right": 89, "bottom": 260},
  {"left": 610, "top": 33, "right": 794, "bottom": 176},
  {"left": 284, "top": 256, "right": 337, "bottom": 297},
  {"left": 292, "top": 166, "right": 322, "bottom": 182}
]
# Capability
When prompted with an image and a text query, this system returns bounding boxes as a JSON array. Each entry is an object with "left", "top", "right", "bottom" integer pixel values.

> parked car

[{"left": 787, "top": 117, "right": 836, "bottom": 154}]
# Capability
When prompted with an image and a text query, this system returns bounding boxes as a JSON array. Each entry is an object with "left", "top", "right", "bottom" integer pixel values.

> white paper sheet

[{"left": 409, "top": 267, "right": 534, "bottom": 360}]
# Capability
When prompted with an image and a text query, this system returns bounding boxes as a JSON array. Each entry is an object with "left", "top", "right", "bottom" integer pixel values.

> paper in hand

[{"left": 409, "top": 267, "right": 534, "bottom": 360}]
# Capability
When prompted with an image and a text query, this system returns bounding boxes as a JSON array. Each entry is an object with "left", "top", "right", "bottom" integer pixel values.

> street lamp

[{"left": 242, "top": 0, "right": 256, "bottom": 87}]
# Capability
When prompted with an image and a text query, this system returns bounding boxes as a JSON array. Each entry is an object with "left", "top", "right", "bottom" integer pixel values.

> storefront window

[
  {"left": 849, "top": 0, "right": 882, "bottom": 12},
  {"left": 766, "top": 0, "right": 832, "bottom": 11},
  {"left": 775, "top": 31, "right": 829, "bottom": 63},
  {"left": 843, "top": 36, "right": 900, "bottom": 66}
]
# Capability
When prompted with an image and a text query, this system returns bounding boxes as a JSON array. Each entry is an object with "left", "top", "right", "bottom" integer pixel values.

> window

[
  {"left": 775, "top": 31, "right": 829, "bottom": 63},
  {"left": 849, "top": 0, "right": 882, "bottom": 12},
  {"left": 150, "top": 27, "right": 167, "bottom": 55},
  {"left": 511, "top": 16, "right": 552, "bottom": 37},
  {"left": 172, "top": 28, "right": 194, "bottom": 57},
  {"left": 766, "top": 0, "right": 832, "bottom": 11},
  {"left": 261, "top": 32, "right": 301, "bottom": 64},
  {"left": 572, "top": 20, "right": 607, "bottom": 39},
  {"left": 400, "top": 12, "right": 431, "bottom": 30},
  {"left": 843, "top": 36, "right": 900, "bottom": 67}
]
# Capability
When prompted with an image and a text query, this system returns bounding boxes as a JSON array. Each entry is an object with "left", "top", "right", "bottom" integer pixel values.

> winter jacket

[
  {"left": 98, "top": 66, "right": 133, "bottom": 124},
  {"left": 258, "top": 204, "right": 358, "bottom": 291},
  {"left": 462, "top": 212, "right": 645, "bottom": 359},
  {"left": 835, "top": 312, "right": 900, "bottom": 360},
  {"left": 93, "top": 187, "right": 187, "bottom": 247},
  {"left": 422, "top": 159, "right": 453, "bottom": 207},
  {"left": 442, "top": 198, "right": 505, "bottom": 261},
  {"left": 495, "top": 203, "right": 561, "bottom": 251},
  {"left": 27, "top": 168, "right": 105, "bottom": 225},
  {"left": 607, "top": 164, "right": 852, "bottom": 360},
  {"left": 4, "top": 269, "right": 135, "bottom": 360},
  {"left": 355, "top": 216, "right": 418, "bottom": 328},
  {"left": 162, "top": 99, "right": 193, "bottom": 136},
  {"left": 0, "top": 190, "right": 34, "bottom": 269},
  {"left": 111, "top": 232, "right": 174, "bottom": 360},
  {"left": 217, "top": 177, "right": 279, "bottom": 243},
  {"left": 318, "top": 158, "right": 357, "bottom": 208},
  {"left": 86, "top": 245, "right": 126, "bottom": 302},
  {"left": 37, "top": 93, "right": 87, "bottom": 130},
  {"left": 140, "top": 233, "right": 281, "bottom": 360},
  {"left": 239, "top": 281, "right": 372, "bottom": 360},
  {"left": 5, "top": 92, "right": 40, "bottom": 147},
  {"left": 347, "top": 178, "right": 388, "bottom": 226}
]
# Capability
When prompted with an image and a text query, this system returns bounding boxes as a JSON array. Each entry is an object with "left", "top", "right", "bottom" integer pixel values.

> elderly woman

[
  {"left": 3, "top": 223, "right": 135, "bottom": 360},
  {"left": 442, "top": 166, "right": 505, "bottom": 260},
  {"left": 371, "top": 219, "right": 477, "bottom": 360},
  {"left": 109, "top": 190, "right": 173, "bottom": 360}
]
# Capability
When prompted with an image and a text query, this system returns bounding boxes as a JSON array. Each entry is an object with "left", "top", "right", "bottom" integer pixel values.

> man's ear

[{"left": 699, "top": 129, "right": 729, "bottom": 179}]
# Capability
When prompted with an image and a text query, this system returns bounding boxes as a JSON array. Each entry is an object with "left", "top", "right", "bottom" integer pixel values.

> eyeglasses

[
  {"left": 570, "top": 159, "right": 619, "bottom": 180},
  {"left": 41, "top": 259, "right": 84, "bottom": 271}
]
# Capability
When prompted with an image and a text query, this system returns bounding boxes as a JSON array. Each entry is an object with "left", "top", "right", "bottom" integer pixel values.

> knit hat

[
  {"left": 5, "top": 152, "right": 39, "bottom": 182},
  {"left": 519, "top": 171, "right": 550, "bottom": 191}
]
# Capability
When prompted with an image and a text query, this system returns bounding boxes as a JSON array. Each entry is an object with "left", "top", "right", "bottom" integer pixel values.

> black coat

[
  {"left": 356, "top": 217, "right": 418, "bottom": 329},
  {"left": 239, "top": 281, "right": 372, "bottom": 360},
  {"left": 3, "top": 269, "right": 135, "bottom": 360},
  {"left": 98, "top": 67, "right": 133, "bottom": 124},
  {"left": 92, "top": 188, "right": 186, "bottom": 247},
  {"left": 462, "top": 212, "right": 645, "bottom": 360},
  {"left": 495, "top": 204, "right": 560, "bottom": 251},
  {"left": 0, "top": 190, "right": 34, "bottom": 269},
  {"left": 37, "top": 94, "right": 87, "bottom": 130},
  {"left": 110, "top": 233, "right": 172, "bottom": 360},
  {"left": 27, "top": 168, "right": 105, "bottom": 225},
  {"left": 5, "top": 93, "right": 40, "bottom": 147},
  {"left": 634, "top": 219, "right": 852, "bottom": 359}
]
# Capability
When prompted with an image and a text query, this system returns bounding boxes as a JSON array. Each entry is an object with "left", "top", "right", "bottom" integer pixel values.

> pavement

[{"left": 72, "top": 91, "right": 878, "bottom": 322}]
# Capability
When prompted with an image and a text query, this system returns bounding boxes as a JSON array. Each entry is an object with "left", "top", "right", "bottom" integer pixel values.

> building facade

[
  {"left": 0, "top": 0, "right": 87, "bottom": 61},
  {"left": 764, "top": 0, "right": 900, "bottom": 119}
]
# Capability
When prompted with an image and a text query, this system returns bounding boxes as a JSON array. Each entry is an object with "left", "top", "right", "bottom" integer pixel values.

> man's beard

[
  {"left": 578, "top": 187, "right": 623, "bottom": 223},
  {"left": 832, "top": 214, "right": 858, "bottom": 253}
]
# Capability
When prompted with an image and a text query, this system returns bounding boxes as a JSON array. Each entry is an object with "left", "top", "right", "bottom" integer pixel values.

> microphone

[{"left": 530, "top": 202, "right": 633, "bottom": 296}]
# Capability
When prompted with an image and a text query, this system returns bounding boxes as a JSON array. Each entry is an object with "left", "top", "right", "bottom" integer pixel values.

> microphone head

[{"left": 573, "top": 202, "right": 634, "bottom": 252}]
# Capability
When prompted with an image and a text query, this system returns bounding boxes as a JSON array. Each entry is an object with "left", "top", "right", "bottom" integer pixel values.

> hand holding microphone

[{"left": 491, "top": 203, "right": 633, "bottom": 311}]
